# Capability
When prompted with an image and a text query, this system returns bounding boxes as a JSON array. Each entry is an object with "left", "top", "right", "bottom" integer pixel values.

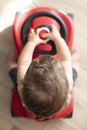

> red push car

[{"left": 11, "top": 7, "right": 74, "bottom": 121}]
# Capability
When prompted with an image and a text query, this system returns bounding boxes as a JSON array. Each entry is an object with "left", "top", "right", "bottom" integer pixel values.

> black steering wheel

[{"left": 21, "top": 11, "right": 67, "bottom": 55}]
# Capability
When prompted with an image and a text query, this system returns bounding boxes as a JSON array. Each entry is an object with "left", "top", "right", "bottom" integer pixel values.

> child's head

[{"left": 22, "top": 55, "right": 69, "bottom": 120}]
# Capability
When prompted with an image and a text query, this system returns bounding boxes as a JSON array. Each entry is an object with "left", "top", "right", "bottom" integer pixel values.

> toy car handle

[{"left": 21, "top": 11, "right": 67, "bottom": 55}]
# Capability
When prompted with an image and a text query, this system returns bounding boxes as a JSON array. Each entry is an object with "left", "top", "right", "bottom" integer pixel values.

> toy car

[{"left": 11, "top": 7, "right": 74, "bottom": 121}]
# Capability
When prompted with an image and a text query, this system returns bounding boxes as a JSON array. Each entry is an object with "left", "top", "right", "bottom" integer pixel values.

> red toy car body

[{"left": 11, "top": 7, "right": 74, "bottom": 121}]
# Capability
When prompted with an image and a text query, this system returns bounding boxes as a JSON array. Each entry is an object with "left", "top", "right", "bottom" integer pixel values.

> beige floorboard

[{"left": 0, "top": 0, "right": 87, "bottom": 130}]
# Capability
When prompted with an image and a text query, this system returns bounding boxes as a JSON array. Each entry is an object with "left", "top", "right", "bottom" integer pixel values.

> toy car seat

[{"left": 11, "top": 7, "right": 74, "bottom": 121}]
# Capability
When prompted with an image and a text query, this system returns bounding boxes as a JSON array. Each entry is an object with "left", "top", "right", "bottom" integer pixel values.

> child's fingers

[
  {"left": 42, "top": 33, "right": 50, "bottom": 38},
  {"left": 36, "top": 28, "right": 42, "bottom": 34},
  {"left": 27, "top": 28, "right": 34, "bottom": 41},
  {"left": 28, "top": 28, "right": 34, "bottom": 38},
  {"left": 30, "top": 28, "right": 34, "bottom": 33},
  {"left": 50, "top": 24, "right": 57, "bottom": 30}
]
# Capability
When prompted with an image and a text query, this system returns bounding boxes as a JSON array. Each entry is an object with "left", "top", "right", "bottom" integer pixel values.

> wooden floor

[{"left": 0, "top": 0, "right": 87, "bottom": 130}]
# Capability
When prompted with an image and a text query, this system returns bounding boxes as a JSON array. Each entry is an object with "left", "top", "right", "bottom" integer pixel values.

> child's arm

[
  {"left": 17, "top": 28, "right": 46, "bottom": 94},
  {"left": 44, "top": 24, "right": 71, "bottom": 62},
  {"left": 44, "top": 25, "right": 73, "bottom": 91}
]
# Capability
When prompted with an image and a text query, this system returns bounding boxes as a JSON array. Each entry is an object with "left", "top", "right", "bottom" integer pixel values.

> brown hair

[{"left": 22, "top": 55, "right": 68, "bottom": 119}]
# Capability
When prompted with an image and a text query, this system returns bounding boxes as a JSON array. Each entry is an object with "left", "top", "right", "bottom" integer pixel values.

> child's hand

[
  {"left": 43, "top": 24, "right": 61, "bottom": 41},
  {"left": 27, "top": 28, "right": 46, "bottom": 46}
]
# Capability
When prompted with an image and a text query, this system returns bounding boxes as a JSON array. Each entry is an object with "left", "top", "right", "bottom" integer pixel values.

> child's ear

[
  {"left": 63, "top": 93, "right": 71, "bottom": 107},
  {"left": 66, "top": 93, "right": 71, "bottom": 104}
]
